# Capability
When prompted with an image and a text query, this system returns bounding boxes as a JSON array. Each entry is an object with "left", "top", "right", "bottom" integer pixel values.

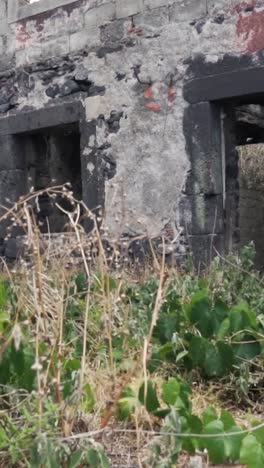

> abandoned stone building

[{"left": 1, "top": 0, "right": 264, "bottom": 263}]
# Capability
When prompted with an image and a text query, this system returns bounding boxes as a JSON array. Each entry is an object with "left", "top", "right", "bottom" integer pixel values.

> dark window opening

[
  {"left": 228, "top": 102, "right": 264, "bottom": 268},
  {"left": 19, "top": 123, "right": 82, "bottom": 233}
]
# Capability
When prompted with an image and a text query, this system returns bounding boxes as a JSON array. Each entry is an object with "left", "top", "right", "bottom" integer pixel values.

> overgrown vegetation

[{"left": 1, "top": 187, "right": 264, "bottom": 467}]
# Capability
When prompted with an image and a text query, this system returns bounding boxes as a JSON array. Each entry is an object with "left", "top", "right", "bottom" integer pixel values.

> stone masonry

[{"left": 1, "top": 0, "right": 264, "bottom": 262}]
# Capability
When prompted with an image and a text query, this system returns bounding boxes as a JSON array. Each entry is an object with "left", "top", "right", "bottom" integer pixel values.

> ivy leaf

[
  {"left": 162, "top": 377, "right": 191, "bottom": 412},
  {"left": 86, "top": 449, "right": 100, "bottom": 467},
  {"left": 10, "top": 343, "right": 35, "bottom": 390},
  {"left": 229, "top": 302, "right": 257, "bottom": 332},
  {"left": 188, "top": 414, "right": 203, "bottom": 434},
  {"left": 85, "top": 446, "right": 109, "bottom": 468},
  {"left": 68, "top": 450, "right": 83, "bottom": 468},
  {"left": 204, "top": 341, "right": 234, "bottom": 377},
  {"left": 187, "top": 290, "right": 214, "bottom": 338},
  {"left": 202, "top": 407, "right": 218, "bottom": 426},
  {"left": 203, "top": 420, "right": 226, "bottom": 464},
  {"left": 250, "top": 419, "right": 264, "bottom": 445},
  {"left": 217, "top": 318, "right": 230, "bottom": 339},
  {"left": 216, "top": 341, "right": 234, "bottom": 374},
  {"left": 29, "top": 438, "right": 58, "bottom": 468},
  {"left": 204, "top": 342, "right": 223, "bottom": 377},
  {"left": 64, "top": 358, "right": 81, "bottom": 372},
  {"left": 148, "top": 343, "right": 176, "bottom": 373},
  {"left": 138, "top": 380, "right": 160, "bottom": 413},
  {"left": 240, "top": 434, "right": 264, "bottom": 468},
  {"left": 189, "top": 335, "right": 207, "bottom": 368},
  {"left": 74, "top": 273, "right": 87, "bottom": 295},
  {"left": 224, "top": 425, "right": 243, "bottom": 462},
  {"left": 220, "top": 410, "right": 236, "bottom": 430},
  {"left": 117, "top": 385, "right": 139, "bottom": 421},
  {"left": 154, "top": 290, "right": 181, "bottom": 343},
  {"left": 162, "top": 378, "right": 181, "bottom": 405},
  {"left": 182, "top": 415, "right": 203, "bottom": 454},
  {"left": 212, "top": 299, "right": 229, "bottom": 333},
  {"left": 232, "top": 333, "right": 261, "bottom": 361},
  {"left": 158, "top": 343, "right": 175, "bottom": 362}
]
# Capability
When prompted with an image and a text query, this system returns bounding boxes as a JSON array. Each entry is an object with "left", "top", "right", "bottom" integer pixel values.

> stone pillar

[
  {"left": 79, "top": 121, "right": 105, "bottom": 230},
  {"left": 222, "top": 105, "right": 240, "bottom": 253},
  {"left": 0, "top": 134, "right": 27, "bottom": 244},
  {"left": 183, "top": 101, "right": 224, "bottom": 264}
]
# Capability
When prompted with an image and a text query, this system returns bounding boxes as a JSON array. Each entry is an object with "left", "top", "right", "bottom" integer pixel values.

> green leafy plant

[
  {"left": 1, "top": 190, "right": 264, "bottom": 468},
  {"left": 117, "top": 376, "right": 264, "bottom": 468}
]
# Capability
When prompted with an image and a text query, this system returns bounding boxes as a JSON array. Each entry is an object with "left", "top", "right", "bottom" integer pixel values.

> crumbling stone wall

[{"left": 0, "top": 0, "right": 264, "bottom": 260}]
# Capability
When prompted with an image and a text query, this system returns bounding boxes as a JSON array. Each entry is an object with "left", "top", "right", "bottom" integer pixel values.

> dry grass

[
  {"left": 0, "top": 185, "right": 167, "bottom": 466},
  {"left": 0, "top": 185, "right": 259, "bottom": 467}
]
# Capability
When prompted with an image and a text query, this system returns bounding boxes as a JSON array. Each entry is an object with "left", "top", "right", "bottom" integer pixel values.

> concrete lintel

[
  {"left": 8, "top": 0, "right": 79, "bottom": 24},
  {"left": 184, "top": 66, "right": 264, "bottom": 104},
  {"left": 0, "top": 101, "right": 85, "bottom": 135}
]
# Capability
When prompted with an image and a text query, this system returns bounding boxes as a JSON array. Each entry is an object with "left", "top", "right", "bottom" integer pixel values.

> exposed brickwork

[{"left": 236, "top": 6, "right": 264, "bottom": 52}]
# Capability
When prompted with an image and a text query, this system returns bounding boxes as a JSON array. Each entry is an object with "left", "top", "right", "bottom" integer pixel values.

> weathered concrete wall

[{"left": 0, "top": 0, "right": 264, "bottom": 258}]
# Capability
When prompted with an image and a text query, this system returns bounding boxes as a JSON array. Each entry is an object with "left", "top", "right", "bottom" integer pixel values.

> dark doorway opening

[
  {"left": 19, "top": 123, "right": 82, "bottom": 233},
  {"left": 183, "top": 59, "right": 264, "bottom": 266},
  {"left": 234, "top": 103, "right": 264, "bottom": 268},
  {"left": 218, "top": 100, "right": 264, "bottom": 268}
]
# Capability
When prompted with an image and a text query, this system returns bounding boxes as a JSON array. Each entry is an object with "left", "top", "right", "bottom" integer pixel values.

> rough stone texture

[
  {"left": 169, "top": 0, "right": 207, "bottom": 22},
  {"left": 0, "top": 0, "right": 263, "bottom": 262},
  {"left": 0, "top": 2, "right": 6, "bottom": 20},
  {"left": 116, "top": 0, "right": 144, "bottom": 18}
]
